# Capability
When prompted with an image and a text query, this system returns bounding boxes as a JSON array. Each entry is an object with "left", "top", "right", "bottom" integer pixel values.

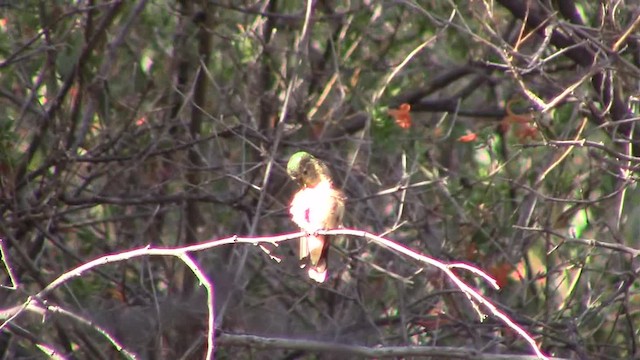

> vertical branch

[
  {"left": 162, "top": 0, "right": 192, "bottom": 296},
  {"left": 182, "top": 1, "right": 212, "bottom": 293},
  {"left": 258, "top": 0, "right": 278, "bottom": 134}
]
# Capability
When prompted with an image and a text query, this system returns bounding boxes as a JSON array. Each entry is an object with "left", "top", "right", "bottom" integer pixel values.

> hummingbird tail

[
  {"left": 300, "top": 234, "right": 330, "bottom": 282},
  {"left": 308, "top": 266, "right": 327, "bottom": 283}
]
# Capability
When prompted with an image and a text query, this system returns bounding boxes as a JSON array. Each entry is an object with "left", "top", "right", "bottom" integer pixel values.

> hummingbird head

[{"left": 286, "top": 151, "right": 331, "bottom": 188}]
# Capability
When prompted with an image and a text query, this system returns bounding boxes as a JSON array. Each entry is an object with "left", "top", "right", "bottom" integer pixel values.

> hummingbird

[{"left": 286, "top": 151, "right": 345, "bottom": 283}]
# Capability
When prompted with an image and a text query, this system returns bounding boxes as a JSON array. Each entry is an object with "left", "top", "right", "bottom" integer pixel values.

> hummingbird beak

[{"left": 291, "top": 175, "right": 304, "bottom": 187}]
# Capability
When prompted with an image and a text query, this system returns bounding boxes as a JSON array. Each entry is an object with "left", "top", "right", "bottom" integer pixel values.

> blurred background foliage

[{"left": 0, "top": 0, "right": 639, "bottom": 359}]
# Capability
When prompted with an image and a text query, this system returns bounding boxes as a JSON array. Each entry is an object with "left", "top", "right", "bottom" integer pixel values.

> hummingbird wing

[
  {"left": 290, "top": 188, "right": 313, "bottom": 267},
  {"left": 307, "top": 188, "right": 345, "bottom": 282}
]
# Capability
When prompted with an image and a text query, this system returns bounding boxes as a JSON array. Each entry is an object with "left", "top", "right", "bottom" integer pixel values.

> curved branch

[{"left": 1, "top": 229, "right": 549, "bottom": 359}]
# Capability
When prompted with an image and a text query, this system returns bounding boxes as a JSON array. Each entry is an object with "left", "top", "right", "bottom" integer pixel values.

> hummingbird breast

[{"left": 290, "top": 180, "right": 343, "bottom": 233}]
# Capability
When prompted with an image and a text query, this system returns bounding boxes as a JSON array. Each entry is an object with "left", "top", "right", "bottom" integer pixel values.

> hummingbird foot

[{"left": 299, "top": 256, "right": 309, "bottom": 269}]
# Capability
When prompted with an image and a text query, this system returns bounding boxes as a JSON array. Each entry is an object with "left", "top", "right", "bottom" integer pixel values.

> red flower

[
  {"left": 458, "top": 132, "right": 477, "bottom": 142},
  {"left": 388, "top": 103, "right": 412, "bottom": 129}
]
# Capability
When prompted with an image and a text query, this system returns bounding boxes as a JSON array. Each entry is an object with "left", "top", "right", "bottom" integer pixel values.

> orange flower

[
  {"left": 488, "top": 262, "right": 513, "bottom": 288},
  {"left": 311, "top": 122, "right": 325, "bottom": 139},
  {"left": 388, "top": 103, "right": 412, "bottom": 129},
  {"left": 501, "top": 99, "right": 538, "bottom": 142},
  {"left": 517, "top": 125, "right": 538, "bottom": 142},
  {"left": 458, "top": 131, "right": 477, "bottom": 142},
  {"left": 499, "top": 119, "right": 511, "bottom": 133},
  {"left": 464, "top": 242, "right": 479, "bottom": 261},
  {"left": 503, "top": 99, "right": 533, "bottom": 124},
  {"left": 69, "top": 85, "right": 79, "bottom": 103}
]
